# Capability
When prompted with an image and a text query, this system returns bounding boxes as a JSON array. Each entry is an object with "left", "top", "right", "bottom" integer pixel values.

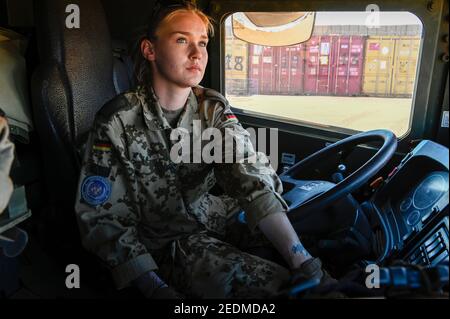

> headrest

[{"left": 34, "top": 0, "right": 116, "bottom": 143}]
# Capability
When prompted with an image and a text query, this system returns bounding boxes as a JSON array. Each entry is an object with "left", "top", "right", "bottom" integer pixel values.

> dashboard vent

[{"left": 408, "top": 218, "right": 449, "bottom": 266}]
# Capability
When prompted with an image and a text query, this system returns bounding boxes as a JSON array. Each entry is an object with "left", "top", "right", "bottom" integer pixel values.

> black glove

[
  {"left": 291, "top": 257, "right": 337, "bottom": 287},
  {"left": 290, "top": 258, "right": 344, "bottom": 298}
]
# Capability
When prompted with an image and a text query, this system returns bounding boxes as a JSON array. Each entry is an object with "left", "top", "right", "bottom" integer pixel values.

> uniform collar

[{"left": 138, "top": 85, "right": 198, "bottom": 132}]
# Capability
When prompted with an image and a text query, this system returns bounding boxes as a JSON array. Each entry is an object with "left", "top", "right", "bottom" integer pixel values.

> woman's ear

[{"left": 141, "top": 38, "right": 156, "bottom": 61}]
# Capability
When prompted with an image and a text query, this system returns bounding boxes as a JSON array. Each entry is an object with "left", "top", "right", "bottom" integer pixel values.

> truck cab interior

[{"left": 0, "top": 0, "right": 448, "bottom": 299}]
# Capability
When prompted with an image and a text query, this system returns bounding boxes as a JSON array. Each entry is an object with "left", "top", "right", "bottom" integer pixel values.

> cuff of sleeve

[
  {"left": 111, "top": 253, "right": 158, "bottom": 290},
  {"left": 245, "top": 191, "right": 289, "bottom": 232}
]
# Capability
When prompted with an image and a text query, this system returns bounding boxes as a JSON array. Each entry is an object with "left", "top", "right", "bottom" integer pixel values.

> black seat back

[{"left": 31, "top": 0, "right": 119, "bottom": 244}]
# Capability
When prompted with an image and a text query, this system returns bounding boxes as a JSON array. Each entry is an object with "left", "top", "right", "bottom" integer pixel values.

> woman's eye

[
  {"left": 199, "top": 41, "right": 208, "bottom": 47},
  {"left": 176, "top": 38, "right": 187, "bottom": 44}
]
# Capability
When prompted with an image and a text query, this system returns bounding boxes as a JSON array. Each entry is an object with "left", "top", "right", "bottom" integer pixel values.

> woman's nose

[{"left": 189, "top": 44, "right": 202, "bottom": 60}]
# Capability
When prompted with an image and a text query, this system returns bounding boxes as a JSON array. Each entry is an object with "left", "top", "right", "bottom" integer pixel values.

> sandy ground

[{"left": 227, "top": 95, "right": 412, "bottom": 137}]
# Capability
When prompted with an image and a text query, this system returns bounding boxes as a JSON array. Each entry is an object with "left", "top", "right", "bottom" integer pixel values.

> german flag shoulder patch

[
  {"left": 93, "top": 141, "right": 112, "bottom": 152},
  {"left": 223, "top": 109, "right": 237, "bottom": 121}
]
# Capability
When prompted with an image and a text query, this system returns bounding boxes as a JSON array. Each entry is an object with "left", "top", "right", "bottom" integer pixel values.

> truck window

[{"left": 224, "top": 11, "right": 423, "bottom": 137}]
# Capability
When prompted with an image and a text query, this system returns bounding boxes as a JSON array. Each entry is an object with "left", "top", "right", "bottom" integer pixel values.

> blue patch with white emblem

[{"left": 81, "top": 175, "right": 111, "bottom": 206}]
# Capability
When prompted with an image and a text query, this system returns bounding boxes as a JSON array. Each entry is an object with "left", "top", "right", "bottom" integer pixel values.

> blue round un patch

[{"left": 81, "top": 175, "right": 111, "bottom": 206}]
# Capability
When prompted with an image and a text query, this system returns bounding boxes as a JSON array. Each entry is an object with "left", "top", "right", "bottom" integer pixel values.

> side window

[{"left": 224, "top": 12, "right": 423, "bottom": 137}]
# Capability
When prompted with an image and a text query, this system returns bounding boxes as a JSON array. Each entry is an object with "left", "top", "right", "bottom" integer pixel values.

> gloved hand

[
  {"left": 133, "top": 271, "right": 183, "bottom": 299},
  {"left": 289, "top": 257, "right": 345, "bottom": 298},
  {"left": 291, "top": 257, "right": 337, "bottom": 287}
]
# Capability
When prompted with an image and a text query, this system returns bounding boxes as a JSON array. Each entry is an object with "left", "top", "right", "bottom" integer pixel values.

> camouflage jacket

[
  {"left": 0, "top": 113, "right": 14, "bottom": 214},
  {"left": 75, "top": 85, "right": 288, "bottom": 289}
]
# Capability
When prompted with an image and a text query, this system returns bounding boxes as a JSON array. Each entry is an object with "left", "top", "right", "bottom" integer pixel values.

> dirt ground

[{"left": 227, "top": 94, "right": 413, "bottom": 137}]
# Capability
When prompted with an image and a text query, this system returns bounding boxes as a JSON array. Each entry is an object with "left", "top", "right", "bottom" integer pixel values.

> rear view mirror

[{"left": 231, "top": 12, "right": 315, "bottom": 46}]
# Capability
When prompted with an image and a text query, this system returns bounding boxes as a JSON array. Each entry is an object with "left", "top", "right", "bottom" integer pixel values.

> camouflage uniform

[
  {"left": 75, "top": 85, "right": 290, "bottom": 298},
  {"left": 0, "top": 113, "right": 14, "bottom": 214}
]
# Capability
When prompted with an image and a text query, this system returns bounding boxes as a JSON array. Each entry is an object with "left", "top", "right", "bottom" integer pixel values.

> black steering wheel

[{"left": 281, "top": 129, "right": 397, "bottom": 224}]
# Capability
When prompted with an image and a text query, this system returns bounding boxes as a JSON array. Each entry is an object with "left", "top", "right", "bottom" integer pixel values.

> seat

[
  {"left": 112, "top": 38, "right": 136, "bottom": 94},
  {"left": 31, "top": 0, "right": 131, "bottom": 257}
]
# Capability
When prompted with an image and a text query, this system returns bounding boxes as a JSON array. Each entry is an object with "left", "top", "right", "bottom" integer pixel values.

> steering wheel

[{"left": 282, "top": 129, "right": 397, "bottom": 224}]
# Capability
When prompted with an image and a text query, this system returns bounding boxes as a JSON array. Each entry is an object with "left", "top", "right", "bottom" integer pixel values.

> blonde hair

[
  {"left": 154, "top": 3, "right": 214, "bottom": 38},
  {"left": 134, "top": 2, "right": 215, "bottom": 86}
]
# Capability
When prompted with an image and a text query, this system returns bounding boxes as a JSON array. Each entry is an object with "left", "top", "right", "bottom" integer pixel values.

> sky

[
  {"left": 226, "top": 11, "right": 422, "bottom": 29},
  {"left": 314, "top": 12, "right": 422, "bottom": 26}
]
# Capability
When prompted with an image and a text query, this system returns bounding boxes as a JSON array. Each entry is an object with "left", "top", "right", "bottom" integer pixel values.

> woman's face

[{"left": 143, "top": 11, "right": 209, "bottom": 89}]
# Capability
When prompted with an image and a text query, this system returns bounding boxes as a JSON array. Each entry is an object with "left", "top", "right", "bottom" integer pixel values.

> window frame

[{"left": 206, "top": 0, "right": 448, "bottom": 154}]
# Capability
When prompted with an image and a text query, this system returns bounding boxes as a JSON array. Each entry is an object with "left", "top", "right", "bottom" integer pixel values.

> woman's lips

[{"left": 187, "top": 65, "right": 202, "bottom": 72}]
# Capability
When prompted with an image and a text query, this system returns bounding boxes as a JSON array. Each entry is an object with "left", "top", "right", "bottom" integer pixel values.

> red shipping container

[
  {"left": 334, "top": 36, "right": 365, "bottom": 96},
  {"left": 277, "top": 46, "right": 305, "bottom": 95},
  {"left": 248, "top": 45, "right": 260, "bottom": 94},
  {"left": 304, "top": 36, "right": 321, "bottom": 94},
  {"left": 289, "top": 46, "right": 305, "bottom": 94},
  {"left": 248, "top": 45, "right": 273, "bottom": 94},
  {"left": 249, "top": 45, "right": 305, "bottom": 95},
  {"left": 261, "top": 46, "right": 276, "bottom": 94},
  {"left": 278, "top": 47, "right": 290, "bottom": 94},
  {"left": 304, "top": 35, "right": 364, "bottom": 96}
]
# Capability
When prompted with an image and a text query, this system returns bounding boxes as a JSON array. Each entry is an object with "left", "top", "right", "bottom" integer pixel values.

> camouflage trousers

[{"left": 153, "top": 194, "right": 291, "bottom": 298}]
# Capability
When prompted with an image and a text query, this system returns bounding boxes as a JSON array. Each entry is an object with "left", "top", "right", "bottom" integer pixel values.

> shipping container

[
  {"left": 391, "top": 37, "right": 421, "bottom": 97},
  {"left": 313, "top": 24, "right": 422, "bottom": 37},
  {"left": 224, "top": 37, "right": 249, "bottom": 95},
  {"left": 260, "top": 46, "right": 276, "bottom": 94},
  {"left": 248, "top": 45, "right": 305, "bottom": 95},
  {"left": 226, "top": 33, "right": 420, "bottom": 98},
  {"left": 248, "top": 45, "right": 270, "bottom": 94},
  {"left": 304, "top": 36, "right": 328, "bottom": 95},
  {"left": 304, "top": 35, "right": 365, "bottom": 96},
  {"left": 363, "top": 36, "right": 396, "bottom": 96},
  {"left": 334, "top": 36, "right": 365, "bottom": 96},
  {"left": 362, "top": 36, "right": 421, "bottom": 97},
  {"left": 248, "top": 35, "right": 364, "bottom": 97},
  {"left": 277, "top": 46, "right": 305, "bottom": 94}
]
